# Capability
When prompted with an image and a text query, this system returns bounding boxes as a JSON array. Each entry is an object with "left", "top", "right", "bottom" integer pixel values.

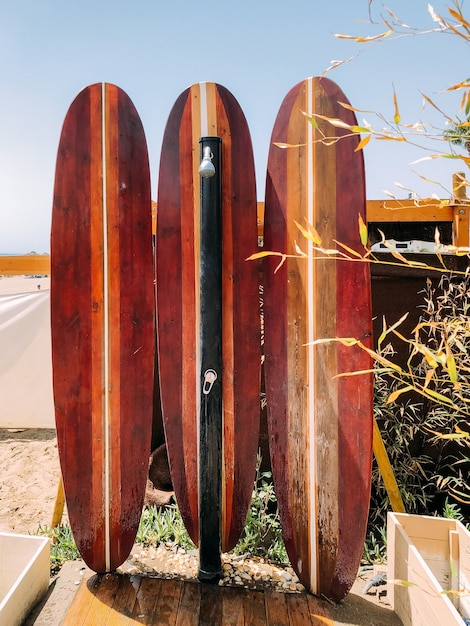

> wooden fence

[{"left": 3, "top": 173, "right": 468, "bottom": 276}]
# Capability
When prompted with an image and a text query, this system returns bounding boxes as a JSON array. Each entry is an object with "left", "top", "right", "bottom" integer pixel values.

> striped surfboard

[
  {"left": 263, "top": 76, "right": 373, "bottom": 601},
  {"left": 51, "top": 83, "right": 155, "bottom": 573},
  {"left": 156, "top": 82, "right": 261, "bottom": 553}
]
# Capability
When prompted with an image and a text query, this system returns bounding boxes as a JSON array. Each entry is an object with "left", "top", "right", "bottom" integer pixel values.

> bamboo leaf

[
  {"left": 423, "top": 349, "right": 439, "bottom": 369},
  {"left": 294, "top": 220, "right": 322, "bottom": 245},
  {"left": 427, "top": 429, "right": 469, "bottom": 440},
  {"left": 353, "top": 30, "right": 393, "bottom": 43},
  {"left": 246, "top": 251, "right": 283, "bottom": 261},
  {"left": 334, "top": 368, "right": 376, "bottom": 378},
  {"left": 387, "top": 385, "right": 414, "bottom": 404},
  {"left": 377, "top": 313, "right": 409, "bottom": 348},
  {"left": 310, "top": 337, "right": 358, "bottom": 347},
  {"left": 308, "top": 116, "right": 319, "bottom": 129},
  {"left": 355, "top": 134, "right": 371, "bottom": 151},
  {"left": 294, "top": 241, "right": 305, "bottom": 256},
  {"left": 446, "top": 348, "right": 458, "bottom": 384},
  {"left": 376, "top": 135, "right": 407, "bottom": 142},
  {"left": 324, "top": 117, "right": 353, "bottom": 130},
  {"left": 448, "top": 7, "right": 470, "bottom": 29},
  {"left": 359, "top": 214, "right": 368, "bottom": 246},
  {"left": 388, "top": 247, "right": 409, "bottom": 264},
  {"left": 390, "top": 579, "right": 419, "bottom": 588},
  {"left": 351, "top": 126, "right": 372, "bottom": 134},
  {"left": 274, "top": 256, "right": 287, "bottom": 273},
  {"left": 338, "top": 101, "right": 368, "bottom": 114},
  {"left": 273, "top": 142, "right": 306, "bottom": 149},
  {"left": 423, "top": 387, "right": 454, "bottom": 406},
  {"left": 444, "top": 80, "right": 470, "bottom": 93},
  {"left": 393, "top": 88, "right": 401, "bottom": 124},
  {"left": 428, "top": 4, "right": 446, "bottom": 26},
  {"left": 334, "top": 239, "right": 363, "bottom": 259},
  {"left": 423, "top": 368, "right": 436, "bottom": 390}
]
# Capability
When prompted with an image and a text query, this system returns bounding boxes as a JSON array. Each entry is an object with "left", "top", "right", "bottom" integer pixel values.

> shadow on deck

[{"left": 59, "top": 569, "right": 402, "bottom": 626}]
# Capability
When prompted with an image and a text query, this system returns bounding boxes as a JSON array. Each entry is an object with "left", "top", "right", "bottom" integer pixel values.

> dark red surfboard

[
  {"left": 263, "top": 76, "right": 373, "bottom": 601},
  {"left": 156, "top": 82, "right": 260, "bottom": 552},
  {"left": 51, "top": 83, "right": 155, "bottom": 573}
]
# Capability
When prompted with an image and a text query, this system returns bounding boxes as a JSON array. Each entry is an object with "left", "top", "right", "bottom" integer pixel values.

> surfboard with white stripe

[
  {"left": 263, "top": 76, "right": 373, "bottom": 601},
  {"left": 156, "top": 82, "right": 260, "bottom": 552},
  {"left": 51, "top": 82, "right": 154, "bottom": 573}
]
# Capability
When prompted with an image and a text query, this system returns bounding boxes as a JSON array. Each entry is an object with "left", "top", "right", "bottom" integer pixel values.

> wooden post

[
  {"left": 373, "top": 417, "right": 406, "bottom": 513},
  {"left": 51, "top": 475, "right": 65, "bottom": 528},
  {"left": 452, "top": 171, "right": 470, "bottom": 248}
]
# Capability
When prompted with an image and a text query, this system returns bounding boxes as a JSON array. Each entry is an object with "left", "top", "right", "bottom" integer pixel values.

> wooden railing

[
  {"left": 0, "top": 255, "right": 50, "bottom": 276},
  {"left": 3, "top": 174, "right": 469, "bottom": 275}
]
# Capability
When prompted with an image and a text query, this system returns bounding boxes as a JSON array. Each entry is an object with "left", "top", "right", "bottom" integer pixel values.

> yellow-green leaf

[
  {"left": 273, "top": 142, "right": 306, "bottom": 149},
  {"left": 376, "top": 135, "right": 407, "bottom": 142},
  {"left": 446, "top": 349, "right": 458, "bottom": 384},
  {"left": 387, "top": 385, "right": 414, "bottom": 404},
  {"left": 424, "top": 388, "right": 454, "bottom": 405},
  {"left": 358, "top": 214, "right": 368, "bottom": 246},
  {"left": 245, "top": 251, "right": 283, "bottom": 261},
  {"left": 389, "top": 247, "right": 409, "bottom": 264},
  {"left": 294, "top": 220, "right": 322, "bottom": 245},
  {"left": 354, "top": 30, "right": 393, "bottom": 43},
  {"left": 325, "top": 117, "right": 353, "bottom": 130},
  {"left": 334, "top": 239, "right": 363, "bottom": 259},
  {"left": 428, "top": 429, "right": 469, "bottom": 440},
  {"left": 355, "top": 134, "right": 371, "bottom": 152},
  {"left": 393, "top": 88, "right": 400, "bottom": 124},
  {"left": 448, "top": 7, "right": 470, "bottom": 29}
]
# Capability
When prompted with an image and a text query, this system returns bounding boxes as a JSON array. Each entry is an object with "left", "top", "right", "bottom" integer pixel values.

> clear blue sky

[{"left": 0, "top": 0, "right": 467, "bottom": 253}]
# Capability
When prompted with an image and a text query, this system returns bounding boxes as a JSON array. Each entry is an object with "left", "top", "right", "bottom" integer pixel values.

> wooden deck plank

[
  {"left": 107, "top": 575, "right": 144, "bottom": 625},
  {"left": 265, "top": 590, "right": 290, "bottom": 626},
  {"left": 134, "top": 578, "right": 162, "bottom": 622},
  {"left": 61, "top": 573, "right": 100, "bottom": 625},
  {"left": 175, "top": 581, "right": 201, "bottom": 626},
  {"left": 305, "top": 594, "right": 335, "bottom": 626},
  {"left": 220, "top": 586, "right": 245, "bottom": 625},
  {"left": 150, "top": 578, "right": 182, "bottom": 625},
  {"left": 244, "top": 588, "right": 268, "bottom": 625},
  {"left": 199, "top": 584, "right": 224, "bottom": 624},
  {"left": 84, "top": 573, "right": 122, "bottom": 624},
  {"left": 286, "top": 593, "right": 316, "bottom": 625},
  {"left": 63, "top": 573, "right": 412, "bottom": 625}
]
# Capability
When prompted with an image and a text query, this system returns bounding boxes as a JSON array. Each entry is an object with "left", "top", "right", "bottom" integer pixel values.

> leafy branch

[{"left": 321, "top": 1, "right": 470, "bottom": 191}]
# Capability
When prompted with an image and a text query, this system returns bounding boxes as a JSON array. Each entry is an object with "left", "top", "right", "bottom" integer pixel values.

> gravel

[{"left": 117, "top": 543, "right": 305, "bottom": 593}]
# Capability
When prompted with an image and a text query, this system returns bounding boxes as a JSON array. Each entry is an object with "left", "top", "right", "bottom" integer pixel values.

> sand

[
  {"left": 0, "top": 428, "right": 64, "bottom": 533},
  {"left": 0, "top": 276, "right": 62, "bottom": 533},
  {"left": 0, "top": 274, "right": 50, "bottom": 295}
]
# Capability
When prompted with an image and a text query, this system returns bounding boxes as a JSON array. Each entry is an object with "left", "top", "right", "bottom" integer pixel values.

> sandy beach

[
  {"left": 0, "top": 428, "right": 62, "bottom": 534},
  {"left": 0, "top": 274, "right": 50, "bottom": 295},
  {"left": 0, "top": 275, "right": 62, "bottom": 534}
]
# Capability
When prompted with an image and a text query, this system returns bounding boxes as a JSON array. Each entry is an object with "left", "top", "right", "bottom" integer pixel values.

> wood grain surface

[
  {"left": 263, "top": 76, "right": 373, "bottom": 601},
  {"left": 51, "top": 83, "right": 154, "bottom": 573},
  {"left": 156, "top": 82, "right": 260, "bottom": 552}
]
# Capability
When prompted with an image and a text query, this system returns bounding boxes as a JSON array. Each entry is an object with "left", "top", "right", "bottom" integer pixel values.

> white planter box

[
  {"left": 0, "top": 532, "right": 50, "bottom": 626},
  {"left": 388, "top": 512, "right": 470, "bottom": 626}
]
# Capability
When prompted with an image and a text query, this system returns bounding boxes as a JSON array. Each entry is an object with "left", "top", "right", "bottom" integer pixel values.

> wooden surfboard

[
  {"left": 263, "top": 76, "right": 373, "bottom": 601},
  {"left": 51, "top": 83, "right": 155, "bottom": 573},
  {"left": 156, "top": 82, "right": 260, "bottom": 553}
]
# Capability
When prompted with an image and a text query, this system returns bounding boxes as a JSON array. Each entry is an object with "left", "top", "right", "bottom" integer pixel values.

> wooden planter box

[
  {"left": 388, "top": 512, "right": 470, "bottom": 625},
  {"left": 0, "top": 532, "right": 50, "bottom": 626}
]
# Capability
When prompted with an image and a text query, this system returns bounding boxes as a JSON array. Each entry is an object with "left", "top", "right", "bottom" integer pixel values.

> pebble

[{"left": 117, "top": 543, "right": 304, "bottom": 593}]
